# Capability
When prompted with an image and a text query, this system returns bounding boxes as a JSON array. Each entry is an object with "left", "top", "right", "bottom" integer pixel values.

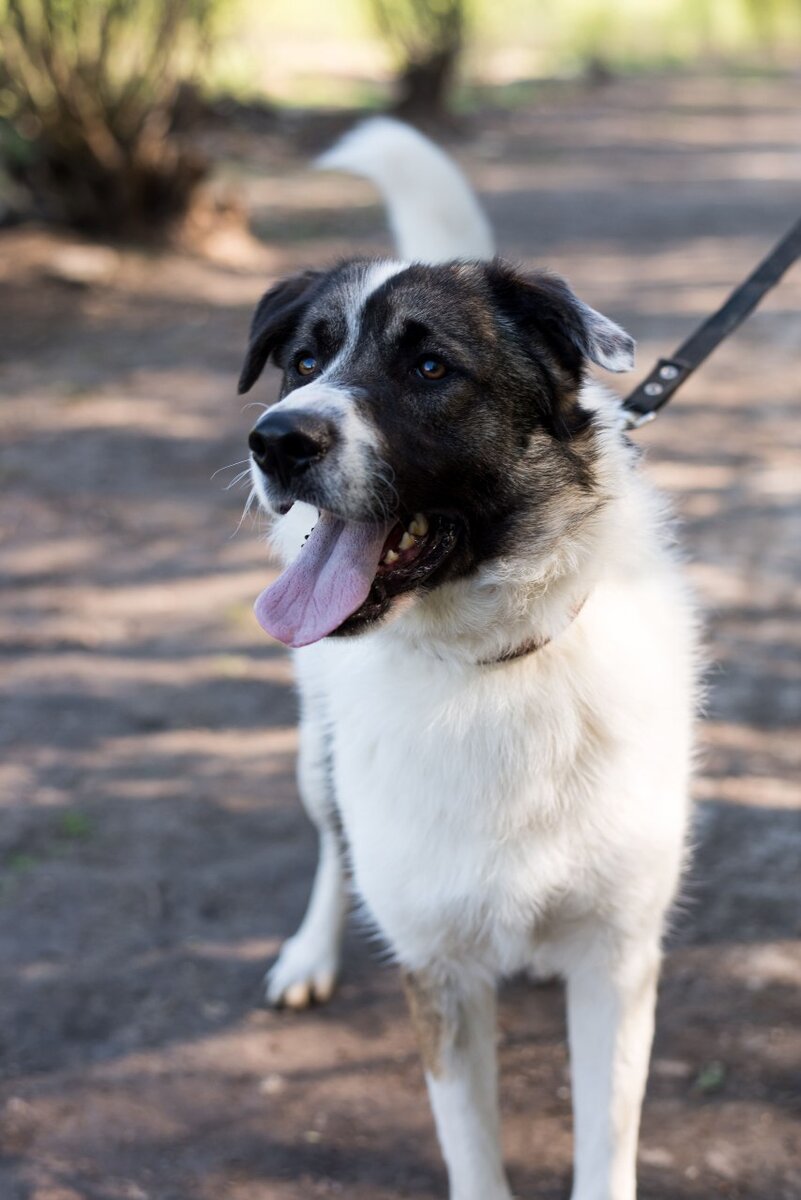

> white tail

[{"left": 316, "top": 117, "right": 495, "bottom": 264}]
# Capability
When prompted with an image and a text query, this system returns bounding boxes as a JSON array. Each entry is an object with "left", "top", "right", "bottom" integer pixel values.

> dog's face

[{"left": 240, "top": 259, "right": 633, "bottom": 648}]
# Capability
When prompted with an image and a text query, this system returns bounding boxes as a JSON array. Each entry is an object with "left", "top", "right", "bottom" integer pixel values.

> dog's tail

[{"left": 316, "top": 117, "right": 495, "bottom": 264}]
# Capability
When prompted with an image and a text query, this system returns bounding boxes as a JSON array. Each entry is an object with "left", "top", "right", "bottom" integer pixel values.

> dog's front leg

[
  {"left": 403, "top": 969, "right": 513, "bottom": 1200},
  {"left": 265, "top": 701, "right": 346, "bottom": 1008},
  {"left": 565, "top": 936, "right": 661, "bottom": 1200}
]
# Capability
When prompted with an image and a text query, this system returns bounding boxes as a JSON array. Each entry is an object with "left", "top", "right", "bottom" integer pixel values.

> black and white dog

[{"left": 240, "top": 119, "right": 696, "bottom": 1200}]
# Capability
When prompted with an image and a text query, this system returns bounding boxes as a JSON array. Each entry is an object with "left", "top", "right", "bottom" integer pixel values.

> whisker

[
  {"left": 231, "top": 486, "right": 259, "bottom": 538},
  {"left": 225, "top": 468, "right": 252, "bottom": 491},
  {"left": 370, "top": 459, "right": 400, "bottom": 520},
  {"left": 211, "top": 458, "right": 249, "bottom": 481}
]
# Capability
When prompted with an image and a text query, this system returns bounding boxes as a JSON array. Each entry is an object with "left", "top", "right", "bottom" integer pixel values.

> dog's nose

[{"left": 248, "top": 410, "right": 335, "bottom": 487}]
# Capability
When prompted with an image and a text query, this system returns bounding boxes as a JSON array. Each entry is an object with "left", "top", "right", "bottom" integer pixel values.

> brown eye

[
  {"left": 416, "top": 357, "right": 448, "bottom": 381},
  {"left": 296, "top": 353, "right": 317, "bottom": 376}
]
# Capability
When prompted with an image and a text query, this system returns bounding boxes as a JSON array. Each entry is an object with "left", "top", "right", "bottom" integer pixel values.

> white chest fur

[{"left": 297, "top": 572, "right": 694, "bottom": 977}]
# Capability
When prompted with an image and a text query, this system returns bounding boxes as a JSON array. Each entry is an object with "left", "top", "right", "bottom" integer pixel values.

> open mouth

[{"left": 254, "top": 509, "right": 460, "bottom": 648}]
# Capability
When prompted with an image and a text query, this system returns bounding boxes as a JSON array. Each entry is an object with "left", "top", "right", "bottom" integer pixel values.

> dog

[{"left": 239, "top": 118, "right": 697, "bottom": 1200}]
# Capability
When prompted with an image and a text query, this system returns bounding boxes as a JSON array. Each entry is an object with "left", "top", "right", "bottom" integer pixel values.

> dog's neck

[
  {"left": 477, "top": 593, "right": 588, "bottom": 667},
  {"left": 388, "top": 536, "right": 599, "bottom": 668}
]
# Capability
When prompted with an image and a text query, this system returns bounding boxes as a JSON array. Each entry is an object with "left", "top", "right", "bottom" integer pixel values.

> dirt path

[{"left": 1, "top": 75, "right": 799, "bottom": 1200}]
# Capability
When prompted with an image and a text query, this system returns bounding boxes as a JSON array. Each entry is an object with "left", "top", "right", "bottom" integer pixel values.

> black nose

[{"left": 248, "top": 410, "right": 335, "bottom": 488}]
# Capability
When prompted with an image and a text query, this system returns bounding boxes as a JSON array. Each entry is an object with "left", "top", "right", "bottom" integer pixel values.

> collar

[{"left": 478, "top": 595, "right": 588, "bottom": 668}]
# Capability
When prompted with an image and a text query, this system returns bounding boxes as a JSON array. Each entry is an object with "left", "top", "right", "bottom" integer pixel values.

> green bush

[{"left": 0, "top": 0, "right": 221, "bottom": 236}]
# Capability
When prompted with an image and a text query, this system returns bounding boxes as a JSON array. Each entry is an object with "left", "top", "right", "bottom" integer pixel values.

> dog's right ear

[{"left": 238, "top": 270, "right": 324, "bottom": 394}]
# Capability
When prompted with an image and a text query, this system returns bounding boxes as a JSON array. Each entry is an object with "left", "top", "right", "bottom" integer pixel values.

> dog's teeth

[
  {"left": 399, "top": 531, "right": 417, "bottom": 551},
  {"left": 384, "top": 548, "right": 399, "bottom": 565},
  {"left": 409, "top": 513, "right": 429, "bottom": 537}
]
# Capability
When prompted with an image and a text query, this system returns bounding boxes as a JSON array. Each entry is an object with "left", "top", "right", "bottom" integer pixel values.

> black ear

[
  {"left": 490, "top": 266, "right": 635, "bottom": 376},
  {"left": 238, "top": 270, "right": 324, "bottom": 394}
]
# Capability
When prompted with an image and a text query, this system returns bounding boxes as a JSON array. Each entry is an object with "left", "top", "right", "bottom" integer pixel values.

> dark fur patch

[{"left": 402, "top": 969, "right": 453, "bottom": 1077}]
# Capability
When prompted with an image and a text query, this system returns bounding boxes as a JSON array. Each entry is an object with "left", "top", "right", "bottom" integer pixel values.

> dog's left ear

[
  {"left": 238, "top": 270, "right": 324, "bottom": 394},
  {"left": 490, "top": 265, "right": 635, "bottom": 376}
]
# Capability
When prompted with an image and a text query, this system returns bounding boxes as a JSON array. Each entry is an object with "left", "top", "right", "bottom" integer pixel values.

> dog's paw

[{"left": 264, "top": 933, "right": 339, "bottom": 1010}]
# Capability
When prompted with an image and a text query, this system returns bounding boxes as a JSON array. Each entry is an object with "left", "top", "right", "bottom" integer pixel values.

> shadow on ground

[{"left": 1, "top": 72, "right": 799, "bottom": 1200}]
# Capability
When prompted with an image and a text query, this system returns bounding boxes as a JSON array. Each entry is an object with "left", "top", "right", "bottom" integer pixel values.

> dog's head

[{"left": 240, "top": 259, "right": 634, "bottom": 648}]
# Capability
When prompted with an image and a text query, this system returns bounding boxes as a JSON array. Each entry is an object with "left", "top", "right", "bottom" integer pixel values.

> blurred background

[{"left": 1, "top": 2, "right": 800, "bottom": 1198}]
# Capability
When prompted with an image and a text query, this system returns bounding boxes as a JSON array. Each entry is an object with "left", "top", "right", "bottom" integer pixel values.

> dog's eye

[
  {"left": 416, "top": 357, "right": 448, "bottom": 381},
  {"left": 295, "top": 353, "right": 317, "bottom": 377}
]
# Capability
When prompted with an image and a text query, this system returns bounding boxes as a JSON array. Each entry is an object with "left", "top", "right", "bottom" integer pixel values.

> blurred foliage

[
  {"left": 477, "top": 0, "right": 801, "bottom": 75},
  {"left": 368, "top": 0, "right": 464, "bottom": 118},
  {"left": 0, "top": 0, "right": 224, "bottom": 236},
  {"left": 220, "top": 0, "right": 801, "bottom": 111},
  {"left": 1, "top": 0, "right": 800, "bottom": 231}
]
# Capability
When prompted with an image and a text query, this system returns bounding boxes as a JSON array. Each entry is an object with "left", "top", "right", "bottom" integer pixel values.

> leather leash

[{"left": 622, "top": 215, "right": 801, "bottom": 430}]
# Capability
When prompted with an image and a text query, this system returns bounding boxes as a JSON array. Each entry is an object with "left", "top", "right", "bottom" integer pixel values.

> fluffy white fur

[{"left": 261, "top": 122, "right": 697, "bottom": 1200}]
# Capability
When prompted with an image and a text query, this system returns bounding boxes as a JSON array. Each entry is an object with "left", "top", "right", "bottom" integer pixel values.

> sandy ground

[{"left": 1, "top": 74, "right": 800, "bottom": 1200}]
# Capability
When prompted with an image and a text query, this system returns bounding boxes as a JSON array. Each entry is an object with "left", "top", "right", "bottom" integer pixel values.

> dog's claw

[
  {"left": 264, "top": 936, "right": 339, "bottom": 1010},
  {"left": 283, "top": 980, "right": 313, "bottom": 1009},
  {"left": 312, "top": 972, "right": 336, "bottom": 1004},
  {"left": 276, "top": 972, "right": 336, "bottom": 1010}
]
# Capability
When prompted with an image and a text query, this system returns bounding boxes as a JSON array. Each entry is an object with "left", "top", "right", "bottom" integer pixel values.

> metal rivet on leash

[{"left": 623, "top": 214, "right": 801, "bottom": 430}]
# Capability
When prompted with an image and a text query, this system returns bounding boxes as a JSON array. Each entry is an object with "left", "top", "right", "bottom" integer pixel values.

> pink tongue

[{"left": 254, "top": 511, "right": 393, "bottom": 648}]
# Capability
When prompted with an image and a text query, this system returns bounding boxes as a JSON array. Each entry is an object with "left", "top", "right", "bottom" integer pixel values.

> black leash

[{"left": 623, "top": 215, "right": 801, "bottom": 429}]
